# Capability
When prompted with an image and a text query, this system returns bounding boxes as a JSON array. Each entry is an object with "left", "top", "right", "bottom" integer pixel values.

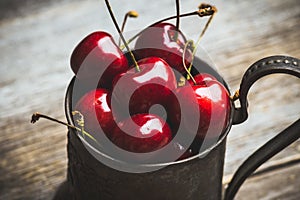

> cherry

[
  {"left": 70, "top": 31, "right": 128, "bottom": 89},
  {"left": 74, "top": 89, "right": 116, "bottom": 136},
  {"left": 170, "top": 79, "right": 231, "bottom": 140},
  {"left": 134, "top": 22, "right": 193, "bottom": 75},
  {"left": 110, "top": 113, "right": 172, "bottom": 153},
  {"left": 188, "top": 73, "right": 217, "bottom": 85},
  {"left": 171, "top": 142, "right": 195, "bottom": 161},
  {"left": 111, "top": 57, "right": 177, "bottom": 119}
]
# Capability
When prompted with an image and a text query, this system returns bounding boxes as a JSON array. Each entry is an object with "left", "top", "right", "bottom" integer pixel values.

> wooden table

[{"left": 0, "top": 0, "right": 299, "bottom": 199}]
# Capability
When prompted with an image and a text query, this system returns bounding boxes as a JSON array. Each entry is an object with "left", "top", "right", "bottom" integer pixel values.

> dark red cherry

[
  {"left": 70, "top": 31, "right": 128, "bottom": 89},
  {"left": 170, "top": 79, "right": 231, "bottom": 140},
  {"left": 74, "top": 89, "right": 116, "bottom": 135},
  {"left": 171, "top": 142, "right": 195, "bottom": 161},
  {"left": 188, "top": 73, "right": 217, "bottom": 85},
  {"left": 110, "top": 114, "right": 172, "bottom": 153},
  {"left": 111, "top": 57, "right": 177, "bottom": 119},
  {"left": 134, "top": 23, "right": 192, "bottom": 75}
]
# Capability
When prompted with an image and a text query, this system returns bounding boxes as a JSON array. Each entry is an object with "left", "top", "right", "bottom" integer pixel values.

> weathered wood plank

[
  {"left": 235, "top": 162, "right": 300, "bottom": 200},
  {"left": 0, "top": 0, "right": 299, "bottom": 199}
]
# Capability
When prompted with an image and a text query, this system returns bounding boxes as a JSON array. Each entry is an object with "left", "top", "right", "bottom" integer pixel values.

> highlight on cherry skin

[
  {"left": 70, "top": 31, "right": 128, "bottom": 89},
  {"left": 110, "top": 56, "right": 177, "bottom": 119},
  {"left": 134, "top": 23, "right": 193, "bottom": 75},
  {"left": 169, "top": 77, "right": 231, "bottom": 142},
  {"left": 74, "top": 88, "right": 117, "bottom": 136},
  {"left": 109, "top": 113, "right": 173, "bottom": 154}
]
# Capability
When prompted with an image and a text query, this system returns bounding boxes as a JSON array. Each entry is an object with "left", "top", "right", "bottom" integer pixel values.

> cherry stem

[
  {"left": 122, "top": 4, "right": 218, "bottom": 50},
  {"left": 175, "top": 0, "right": 180, "bottom": 39},
  {"left": 120, "top": 10, "right": 199, "bottom": 50},
  {"left": 31, "top": 112, "right": 74, "bottom": 129},
  {"left": 230, "top": 90, "right": 240, "bottom": 101},
  {"left": 182, "top": 40, "right": 196, "bottom": 85},
  {"left": 104, "top": 0, "right": 140, "bottom": 72},
  {"left": 31, "top": 112, "right": 99, "bottom": 144},
  {"left": 187, "top": 4, "right": 217, "bottom": 83},
  {"left": 119, "top": 11, "right": 139, "bottom": 46}
]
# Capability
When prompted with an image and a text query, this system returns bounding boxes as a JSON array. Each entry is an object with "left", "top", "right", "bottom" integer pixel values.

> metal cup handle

[{"left": 224, "top": 55, "right": 300, "bottom": 199}]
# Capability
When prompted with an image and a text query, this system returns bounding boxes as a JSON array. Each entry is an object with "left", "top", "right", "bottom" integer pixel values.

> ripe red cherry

[
  {"left": 74, "top": 89, "right": 116, "bottom": 135},
  {"left": 170, "top": 79, "right": 231, "bottom": 140},
  {"left": 110, "top": 114, "right": 172, "bottom": 153},
  {"left": 171, "top": 142, "right": 195, "bottom": 161},
  {"left": 70, "top": 31, "right": 128, "bottom": 89},
  {"left": 134, "top": 23, "right": 192, "bottom": 75},
  {"left": 188, "top": 73, "right": 217, "bottom": 85},
  {"left": 111, "top": 57, "right": 177, "bottom": 119}
]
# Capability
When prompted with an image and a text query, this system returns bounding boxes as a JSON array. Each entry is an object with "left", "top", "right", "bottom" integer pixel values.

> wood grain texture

[
  {"left": 0, "top": 0, "right": 299, "bottom": 199},
  {"left": 235, "top": 163, "right": 300, "bottom": 200}
]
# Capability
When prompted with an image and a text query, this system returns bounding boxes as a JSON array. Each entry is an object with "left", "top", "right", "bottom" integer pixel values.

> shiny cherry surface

[
  {"left": 111, "top": 57, "right": 177, "bottom": 119},
  {"left": 110, "top": 114, "right": 172, "bottom": 153},
  {"left": 170, "top": 79, "right": 231, "bottom": 139},
  {"left": 75, "top": 88, "right": 116, "bottom": 135},
  {"left": 134, "top": 23, "right": 192, "bottom": 75},
  {"left": 71, "top": 31, "right": 128, "bottom": 89},
  {"left": 188, "top": 73, "right": 217, "bottom": 85}
]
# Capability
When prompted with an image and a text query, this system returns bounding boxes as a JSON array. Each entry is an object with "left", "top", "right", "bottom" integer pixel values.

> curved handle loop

[
  {"left": 225, "top": 55, "right": 300, "bottom": 200},
  {"left": 233, "top": 55, "right": 300, "bottom": 124}
]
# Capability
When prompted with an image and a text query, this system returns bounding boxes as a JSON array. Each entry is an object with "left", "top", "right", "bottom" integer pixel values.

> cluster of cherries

[{"left": 71, "top": 1, "right": 231, "bottom": 161}]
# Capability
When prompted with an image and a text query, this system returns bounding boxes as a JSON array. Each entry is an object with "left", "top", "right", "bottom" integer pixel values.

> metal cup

[{"left": 53, "top": 55, "right": 300, "bottom": 200}]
